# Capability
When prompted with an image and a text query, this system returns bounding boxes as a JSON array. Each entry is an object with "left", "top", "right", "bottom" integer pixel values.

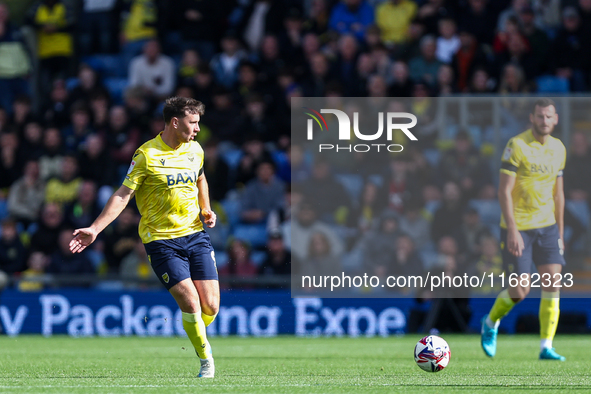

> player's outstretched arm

[
  {"left": 554, "top": 176, "right": 565, "bottom": 245},
  {"left": 197, "top": 174, "right": 216, "bottom": 228},
  {"left": 498, "top": 172, "right": 524, "bottom": 257},
  {"left": 69, "top": 185, "right": 135, "bottom": 253}
]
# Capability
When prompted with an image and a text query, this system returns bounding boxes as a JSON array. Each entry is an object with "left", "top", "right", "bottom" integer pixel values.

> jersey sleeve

[
  {"left": 123, "top": 149, "right": 147, "bottom": 190},
  {"left": 500, "top": 138, "right": 521, "bottom": 177}
]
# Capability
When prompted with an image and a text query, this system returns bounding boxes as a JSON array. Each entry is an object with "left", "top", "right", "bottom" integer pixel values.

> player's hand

[
  {"left": 69, "top": 228, "right": 98, "bottom": 254},
  {"left": 507, "top": 228, "right": 525, "bottom": 257},
  {"left": 201, "top": 209, "right": 217, "bottom": 228}
]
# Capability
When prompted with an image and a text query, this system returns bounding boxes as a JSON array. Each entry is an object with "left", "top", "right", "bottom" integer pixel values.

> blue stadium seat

[
  {"left": 221, "top": 197, "right": 242, "bottom": 228},
  {"left": 251, "top": 251, "right": 267, "bottom": 266},
  {"left": 567, "top": 200, "right": 590, "bottom": 228},
  {"left": 422, "top": 149, "right": 441, "bottom": 167},
  {"left": 82, "top": 54, "right": 124, "bottom": 78},
  {"left": 66, "top": 77, "right": 79, "bottom": 91},
  {"left": 334, "top": 174, "right": 364, "bottom": 202},
  {"left": 233, "top": 224, "right": 268, "bottom": 248},
  {"left": 220, "top": 149, "right": 243, "bottom": 171},
  {"left": 104, "top": 78, "right": 129, "bottom": 104},
  {"left": 469, "top": 199, "right": 502, "bottom": 226},
  {"left": 536, "top": 75, "right": 570, "bottom": 93}
]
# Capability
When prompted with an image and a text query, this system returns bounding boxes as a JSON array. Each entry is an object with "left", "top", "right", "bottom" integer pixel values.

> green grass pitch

[{"left": 1, "top": 335, "right": 590, "bottom": 393}]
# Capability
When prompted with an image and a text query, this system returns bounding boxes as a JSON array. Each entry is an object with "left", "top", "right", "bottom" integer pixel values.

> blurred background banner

[{"left": 1, "top": 289, "right": 589, "bottom": 336}]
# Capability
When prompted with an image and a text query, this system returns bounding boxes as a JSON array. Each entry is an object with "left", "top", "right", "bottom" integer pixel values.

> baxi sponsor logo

[{"left": 304, "top": 107, "right": 418, "bottom": 153}]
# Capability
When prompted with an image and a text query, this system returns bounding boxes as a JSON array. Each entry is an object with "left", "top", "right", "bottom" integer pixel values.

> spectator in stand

[
  {"left": 389, "top": 61, "right": 413, "bottom": 97},
  {"left": 399, "top": 198, "right": 431, "bottom": 250},
  {"left": 471, "top": 235, "right": 504, "bottom": 294},
  {"left": 0, "top": 2, "right": 32, "bottom": 114},
  {"left": 389, "top": 233, "right": 424, "bottom": 278},
  {"left": 42, "top": 79, "right": 70, "bottom": 128},
  {"left": 102, "top": 207, "right": 139, "bottom": 273},
  {"left": 335, "top": 34, "right": 359, "bottom": 89},
  {"left": 177, "top": 49, "right": 200, "bottom": 88},
  {"left": 349, "top": 180, "right": 388, "bottom": 235},
  {"left": 202, "top": 140, "right": 230, "bottom": 203},
  {"left": 21, "top": 121, "right": 45, "bottom": 161},
  {"left": 7, "top": 160, "right": 45, "bottom": 227},
  {"left": 451, "top": 29, "right": 489, "bottom": 93},
  {"left": 303, "top": 0, "right": 330, "bottom": 37},
  {"left": 518, "top": 6, "right": 550, "bottom": 70},
  {"left": 178, "top": 0, "right": 221, "bottom": 62},
  {"left": 431, "top": 181, "right": 465, "bottom": 243},
  {"left": 416, "top": 0, "right": 455, "bottom": 36},
  {"left": 233, "top": 62, "right": 261, "bottom": 104},
  {"left": 77, "top": 0, "right": 118, "bottom": 55},
  {"left": 361, "top": 210, "right": 402, "bottom": 278},
  {"left": 258, "top": 231, "right": 290, "bottom": 279},
  {"left": 210, "top": 33, "right": 248, "bottom": 89},
  {"left": 119, "top": 238, "right": 151, "bottom": 283},
  {"left": 45, "top": 155, "right": 82, "bottom": 206},
  {"left": 532, "top": 0, "right": 562, "bottom": 30},
  {"left": 89, "top": 92, "right": 110, "bottom": 132},
  {"left": 106, "top": 105, "right": 141, "bottom": 168},
  {"left": 63, "top": 180, "right": 100, "bottom": 229},
  {"left": 77, "top": 133, "right": 116, "bottom": 187},
  {"left": 329, "top": 0, "right": 374, "bottom": 42},
  {"left": 120, "top": 0, "right": 158, "bottom": 73},
  {"left": 498, "top": 63, "right": 530, "bottom": 94},
  {"left": 10, "top": 95, "right": 34, "bottom": 133},
  {"left": 201, "top": 87, "right": 242, "bottom": 145},
  {"left": 302, "top": 231, "right": 342, "bottom": 278},
  {"left": 580, "top": 0, "right": 591, "bottom": 37},
  {"left": 62, "top": 103, "right": 94, "bottom": 153},
  {"left": 436, "top": 17, "right": 460, "bottom": 64},
  {"left": 469, "top": 67, "right": 494, "bottom": 93},
  {"left": 26, "top": 0, "right": 75, "bottom": 103},
  {"left": 438, "top": 130, "right": 492, "bottom": 199},
  {"left": 0, "top": 219, "right": 26, "bottom": 274},
  {"left": 123, "top": 86, "right": 152, "bottom": 132},
  {"left": 302, "top": 52, "right": 333, "bottom": 96},
  {"left": 493, "top": 31, "right": 539, "bottom": 82},
  {"left": 30, "top": 202, "right": 65, "bottom": 255},
  {"left": 375, "top": 0, "right": 417, "bottom": 46},
  {"left": 128, "top": 40, "right": 176, "bottom": 101},
  {"left": 453, "top": 207, "right": 491, "bottom": 260},
  {"left": 497, "top": 0, "right": 529, "bottom": 32},
  {"left": 457, "top": 0, "right": 496, "bottom": 45},
  {"left": 240, "top": 161, "right": 285, "bottom": 224},
  {"left": 386, "top": 157, "right": 422, "bottom": 213},
  {"left": 18, "top": 251, "right": 49, "bottom": 292},
  {"left": 219, "top": 238, "right": 258, "bottom": 290},
  {"left": 235, "top": 135, "right": 273, "bottom": 187},
  {"left": 38, "top": 127, "right": 64, "bottom": 181},
  {"left": 259, "top": 34, "right": 287, "bottom": 85},
  {"left": 239, "top": 93, "right": 276, "bottom": 144},
  {"left": 67, "top": 65, "right": 110, "bottom": 108},
  {"left": 564, "top": 131, "right": 591, "bottom": 203},
  {"left": 0, "top": 130, "right": 23, "bottom": 190},
  {"left": 236, "top": 0, "right": 287, "bottom": 51},
  {"left": 290, "top": 201, "right": 344, "bottom": 262},
  {"left": 435, "top": 63, "right": 456, "bottom": 94},
  {"left": 192, "top": 64, "right": 215, "bottom": 109},
  {"left": 48, "top": 227, "right": 95, "bottom": 276},
  {"left": 408, "top": 35, "right": 442, "bottom": 87},
  {"left": 551, "top": 7, "right": 590, "bottom": 92}
]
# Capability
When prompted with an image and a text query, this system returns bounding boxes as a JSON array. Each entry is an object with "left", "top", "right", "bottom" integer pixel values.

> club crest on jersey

[
  {"left": 166, "top": 171, "right": 198, "bottom": 186},
  {"left": 188, "top": 153, "right": 194, "bottom": 162},
  {"left": 162, "top": 272, "right": 169, "bottom": 283}
]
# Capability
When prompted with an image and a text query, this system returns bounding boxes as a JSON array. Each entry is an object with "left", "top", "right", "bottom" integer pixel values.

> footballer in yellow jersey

[
  {"left": 70, "top": 97, "right": 218, "bottom": 377},
  {"left": 481, "top": 98, "right": 567, "bottom": 362}
]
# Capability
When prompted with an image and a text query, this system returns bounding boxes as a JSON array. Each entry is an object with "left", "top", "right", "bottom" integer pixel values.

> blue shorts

[
  {"left": 144, "top": 231, "right": 218, "bottom": 290},
  {"left": 501, "top": 224, "right": 565, "bottom": 275}
]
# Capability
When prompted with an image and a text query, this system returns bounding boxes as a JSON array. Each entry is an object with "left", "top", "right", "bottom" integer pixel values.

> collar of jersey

[{"left": 157, "top": 132, "right": 186, "bottom": 152}]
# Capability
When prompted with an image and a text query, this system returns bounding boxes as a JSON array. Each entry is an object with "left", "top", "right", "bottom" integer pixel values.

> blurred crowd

[{"left": 1, "top": 0, "right": 591, "bottom": 291}]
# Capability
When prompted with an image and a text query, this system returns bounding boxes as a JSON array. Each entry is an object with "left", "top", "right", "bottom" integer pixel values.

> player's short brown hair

[
  {"left": 533, "top": 98, "right": 555, "bottom": 112},
  {"left": 163, "top": 97, "right": 205, "bottom": 123}
]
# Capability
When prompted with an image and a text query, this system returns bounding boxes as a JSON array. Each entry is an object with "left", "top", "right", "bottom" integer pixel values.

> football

[{"left": 414, "top": 335, "right": 451, "bottom": 372}]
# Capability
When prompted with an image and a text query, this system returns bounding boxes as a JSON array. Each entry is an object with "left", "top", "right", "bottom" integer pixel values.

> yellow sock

[
  {"left": 489, "top": 289, "right": 516, "bottom": 323},
  {"left": 201, "top": 312, "right": 217, "bottom": 327},
  {"left": 182, "top": 312, "right": 211, "bottom": 359},
  {"left": 540, "top": 291, "right": 560, "bottom": 349}
]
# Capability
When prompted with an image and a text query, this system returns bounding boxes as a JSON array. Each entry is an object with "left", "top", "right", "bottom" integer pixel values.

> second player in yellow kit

[{"left": 481, "top": 98, "right": 567, "bottom": 362}]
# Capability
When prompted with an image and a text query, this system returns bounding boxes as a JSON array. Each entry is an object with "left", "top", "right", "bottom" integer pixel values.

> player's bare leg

[
  {"left": 194, "top": 279, "right": 220, "bottom": 326},
  {"left": 537, "top": 263, "right": 565, "bottom": 361},
  {"left": 169, "top": 278, "right": 215, "bottom": 376}
]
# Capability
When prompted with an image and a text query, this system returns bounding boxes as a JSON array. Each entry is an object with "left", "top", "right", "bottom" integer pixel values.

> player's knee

[{"left": 202, "top": 302, "right": 219, "bottom": 316}]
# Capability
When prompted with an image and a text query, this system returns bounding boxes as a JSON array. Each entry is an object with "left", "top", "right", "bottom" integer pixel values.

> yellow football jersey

[
  {"left": 123, "top": 133, "right": 205, "bottom": 243},
  {"left": 499, "top": 129, "right": 566, "bottom": 231}
]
